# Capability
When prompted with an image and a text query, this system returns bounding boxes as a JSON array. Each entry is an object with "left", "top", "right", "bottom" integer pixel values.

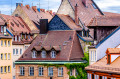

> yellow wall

[{"left": 0, "top": 38, "right": 12, "bottom": 79}]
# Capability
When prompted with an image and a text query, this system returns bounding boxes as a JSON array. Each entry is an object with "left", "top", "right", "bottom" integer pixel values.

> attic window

[
  {"left": 41, "top": 50, "right": 46, "bottom": 58},
  {"left": 51, "top": 51, "right": 56, "bottom": 58},
  {"left": 32, "top": 50, "right": 37, "bottom": 58},
  {"left": 11, "top": 22, "right": 14, "bottom": 26},
  {"left": 92, "top": 3, "right": 97, "bottom": 9}
]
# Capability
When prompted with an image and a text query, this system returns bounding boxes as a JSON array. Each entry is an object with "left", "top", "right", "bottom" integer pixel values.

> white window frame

[
  {"left": 4, "top": 26, "right": 6, "bottom": 35},
  {"left": 20, "top": 67, "right": 24, "bottom": 76},
  {"left": 1, "top": 26, "right": 3, "bottom": 33},
  {"left": 29, "top": 67, "right": 34, "bottom": 76},
  {"left": 58, "top": 67, "right": 63, "bottom": 77},
  {"left": 32, "top": 50, "right": 37, "bottom": 58},
  {"left": 39, "top": 67, "right": 43, "bottom": 76},
  {"left": 48, "top": 67, "right": 53, "bottom": 76},
  {"left": 41, "top": 50, "right": 46, "bottom": 58},
  {"left": 20, "top": 49, "right": 22, "bottom": 54},
  {"left": 70, "top": 69, "right": 73, "bottom": 76},
  {"left": 87, "top": 73, "right": 91, "bottom": 79},
  {"left": 51, "top": 51, "right": 56, "bottom": 58}
]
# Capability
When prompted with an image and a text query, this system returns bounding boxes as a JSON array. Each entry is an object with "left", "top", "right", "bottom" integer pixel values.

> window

[
  {"left": 48, "top": 67, "right": 53, "bottom": 76},
  {"left": 95, "top": 51, "right": 96, "bottom": 61},
  {"left": 41, "top": 50, "right": 46, "bottom": 58},
  {"left": 4, "top": 66, "right": 7, "bottom": 73},
  {"left": 1, "top": 26, "right": 3, "bottom": 33},
  {"left": 75, "top": 69, "right": 78, "bottom": 76},
  {"left": 28, "top": 35, "right": 30, "bottom": 39},
  {"left": 91, "top": 51, "right": 97, "bottom": 61},
  {"left": 58, "top": 67, "right": 63, "bottom": 77},
  {"left": 95, "top": 75, "right": 99, "bottom": 79},
  {"left": 8, "top": 40, "right": 10, "bottom": 46},
  {"left": 1, "top": 40, "right": 3, "bottom": 46},
  {"left": 25, "top": 34, "right": 26, "bottom": 39},
  {"left": 8, "top": 53, "right": 11, "bottom": 60},
  {"left": 4, "top": 53, "right": 7, "bottom": 60},
  {"left": 39, "top": 67, "right": 43, "bottom": 76},
  {"left": 102, "top": 76, "right": 107, "bottom": 79},
  {"left": 29, "top": 67, "right": 34, "bottom": 76},
  {"left": 13, "top": 62, "right": 15, "bottom": 68},
  {"left": 13, "top": 76, "right": 16, "bottom": 79},
  {"left": 92, "top": 74, "right": 94, "bottom": 79},
  {"left": 20, "top": 49, "right": 22, "bottom": 54},
  {"left": 1, "top": 53, "right": 3, "bottom": 60},
  {"left": 13, "top": 49, "right": 15, "bottom": 55},
  {"left": 19, "top": 36, "right": 21, "bottom": 41},
  {"left": 16, "top": 49, "right": 18, "bottom": 55},
  {"left": 70, "top": 69, "right": 73, "bottom": 76},
  {"left": 87, "top": 73, "right": 91, "bottom": 79},
  {"left": 20, "top": 67, "right": 25, "bottom": 76},
  {"left": 8, "top": 66, "right": 11, "bottom": 72},
  {"left": 4, "top": 26, "right": 6, "bottom": 35},
  {"left": 15, "top": 36, "right": 17, "bottom": 41},
  {"left": 4, "top": 40, "right": 7, "bottom": 46},
  {"left": 1, "top": 67, "right": 3, "bottom": 73},
  {"left": 51, "top": 51, "right": 56, "bottom": 58},
  {"left": 32, "top": 50, "right": 37, "bottom": 58}
]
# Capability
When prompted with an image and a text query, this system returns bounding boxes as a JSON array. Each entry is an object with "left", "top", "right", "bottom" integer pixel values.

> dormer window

[
  {"left": 51, "top": 51, "right": 56, "bottom": 58},
  {"left": 41, "top": 50, "right": 46, "bottom": 58},
  {"left": 1, "top": 26, "right": 3, "bottom": 33},
  {"left": 32, "top": 50, "right": 37, "bottom": 58}
]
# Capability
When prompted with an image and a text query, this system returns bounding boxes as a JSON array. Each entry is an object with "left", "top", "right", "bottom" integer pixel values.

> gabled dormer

[{"left": 106, "top": 48, "right": 120, "bottom": 64}]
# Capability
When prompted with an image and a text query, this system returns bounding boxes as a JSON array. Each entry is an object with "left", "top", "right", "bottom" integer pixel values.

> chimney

[
  {"left": 49, "top": 10, "right": 52, "bottom": 15},
  {"left": 25, "top": 5, "right": 30, "bottom": 9},
  {"left": 82, "top": 0, "right": 88, "bottom": 7},
  {"left": 43, "top": 9, "right": 45, "bottom": 12},
  {"left": 37, "top": 8, "right": 40, "bottom": 12},
  {"left": 40, "top": 19, "right": 48, "bottom": 34},
  {"left": 75, "top": 4, "right": 79, "bottom": 25},
  {"left": 16, "top": 3, "right": 23, "bottom": 8},
  {"left": 32, "top": 6, "right": 37, "bottom": 12}
]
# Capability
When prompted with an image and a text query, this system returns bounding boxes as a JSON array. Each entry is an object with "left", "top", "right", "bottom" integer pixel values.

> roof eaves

[{"left": 96, "top": 26, "right": 120, "bottom": 48}]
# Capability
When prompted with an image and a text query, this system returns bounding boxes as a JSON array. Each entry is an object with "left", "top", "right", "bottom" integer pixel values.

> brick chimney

[
  {"left": 40, "top": 9, "right": 45, "bottom": 12},
  {"left": 32, "top": 6, "right": 37, "bottom": 12},
  {"left": 82, "top": 0, "right": 88, "bottom": 7},
  {"left": 49, "top": 10, "right": 52, "bottom": 15},
  {"left": 40, "top": 19, "right": 48, "bottom": 34},
  {"left": 25, "top": 5, "right": 30, "bottom": 9},
  {"left": 75, "top": 4, "right": 79, "bottom": 25}
]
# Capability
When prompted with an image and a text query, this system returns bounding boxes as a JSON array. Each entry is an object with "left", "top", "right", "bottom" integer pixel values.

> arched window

[
  {"left": 41, "top": 50, "right": 46, "bottom": 58},
  {"left": 32, "top": 50, "right": 37, "bottom": 58},
  {"left": 51, "top": 51, "right": 56, "bottom": 58}
]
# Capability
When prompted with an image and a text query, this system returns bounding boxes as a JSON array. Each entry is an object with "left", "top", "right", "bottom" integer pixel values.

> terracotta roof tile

[
  {"left": 0, "top": 17, "right": 5, "bottom": 25},
  {"left": 18, "top": 31, "right": 84, "bottom": 61},
  {"left": 106, "top": 48, "right": 120, "bottom": 54},
  {"left": 57, "top": 14, "right": 82, "bottom": 30}
]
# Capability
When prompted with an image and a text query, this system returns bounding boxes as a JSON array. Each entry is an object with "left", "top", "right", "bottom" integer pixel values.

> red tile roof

[
  {"left": 0, "top": 14, "right": 31, "bottom": 34},
  {"left": 18, "top": 31, "right": 84, "bottom": 61},
  {"left": 88, "top": 15, "right": 120, "bottom": 26},
  {"left": 69, "top": 0, "right": 103, "bottom": 26},
  {"left": 0, "top": 17, "right": 5, "bottom": 25},
  {"left": 57, "top": 14, "right": 82, "bottom": 30},
  {"left": 106, "top": 48, "right": 120, "bottom": 54},
  {"left": 85, "top": 56, "right": 120, "bottom": 74},
  {"left": 21, "top": 6, "right": 53, "bottom": 26}
]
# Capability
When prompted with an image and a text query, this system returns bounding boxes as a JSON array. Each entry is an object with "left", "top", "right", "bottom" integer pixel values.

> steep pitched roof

[
  {"left": 0, "top": 14, "right": 31, "bottom": 34},
  {"left": 21, "top": 6, "right": 53, "bottom": 27},
  {"left": 57, "top": 14, "right": 82, "bottom": 30},
  {"left": 58, "top": 0, "right": 103, "bottom": 26},
  {"left": 17, "top": 31, "right": 84, "bottom": 61},
  {"left": 0, "top": 17, "right": 5, "bottom": 25}
]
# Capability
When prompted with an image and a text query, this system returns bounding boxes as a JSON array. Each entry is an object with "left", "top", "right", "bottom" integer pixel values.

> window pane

[
  {"left": 4, "top": 40, "right": 7, "bottom": 46},
  {"left": 8, "top": 53, "right": 10, "bottom": 60},
  {"left": 8, "top": 41, "right": 10, "bottom": 46},
  {"left": 1, "top": 67, "right": 3, "bottom": 73},
  {"left": 4, "top": 66, "right": 7, "bottom": 73},
  {"left": 1, "top": 54, "right": 3, "bottom": 60},
  {"left": 20, "top": 67, "right": 24, "bottom": 76},
  {"left": 1, "top": 40, "right": 3, "bottom": 46},
  {"left": 20, "top": 49, "right": 22, "bottom": 54},
  {"left": 16, "top": 49, "right": 18, "bottom": 55},
  {"left": 41, "top": 51, "right": 46, "bottom": 58},
  {"left": 29, "top": 67, "right": 34, "bottom": 76},
  {"left": 13, "top": 49, "right": 15, "bottom": 55},
  {"left": 51, "top": 51, "right": 56, "bottom": 58},
  {"left": 39, "top": 67, "right": 43, "bottom": 76},
  {"left": 48, "top": 67, "right": 53, "bottom": 76},
  {"left": 8, "top": 66, "right": 10, "bottom": 72},
  {"left": 58, "top": 67, "right": 63, "bottom": 76}
]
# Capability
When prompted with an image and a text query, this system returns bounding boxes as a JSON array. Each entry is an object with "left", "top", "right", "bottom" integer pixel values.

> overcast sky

[{"left": 0, "top": 0, "right": 120, "bottom": 15}]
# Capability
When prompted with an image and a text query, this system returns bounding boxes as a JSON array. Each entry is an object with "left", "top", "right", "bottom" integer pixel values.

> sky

[{"left": 0, "top": 0, "right": 120, "bottom": 15}]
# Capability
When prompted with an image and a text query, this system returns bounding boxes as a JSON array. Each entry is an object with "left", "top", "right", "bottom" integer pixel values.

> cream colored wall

[
  {"left": 89, "top": 48, "right": 97, "bottom": 65},
  {"left": 0, "top": 39, "right": 13, "bottom": 79},
  {"left": 12, "top": 44, "right": 30, "bottom": 78},
  {"left": 57, "top": 0, "right": 75, "bottom": 20}
]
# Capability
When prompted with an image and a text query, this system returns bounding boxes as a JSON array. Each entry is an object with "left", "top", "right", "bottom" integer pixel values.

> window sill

[
  {"left": 58, "top": 76, "right": 63, "bottom": 77},
  {"left": 19, "top": 75, "right": 25, "bottom": 76},
  {"left": 38, "top": 75, "right": 44, "bottom": 77}
]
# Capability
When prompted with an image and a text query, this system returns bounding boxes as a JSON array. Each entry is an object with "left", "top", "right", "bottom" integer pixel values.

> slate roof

[
  {"left": 68, "top": 0, "right": 103, "bottom": 26},
  {"left": 0, "top": 14, "right": 31, "bottom": 34},
  {"left": 17, "top": 31, "right": 84, "bottom": 61}
]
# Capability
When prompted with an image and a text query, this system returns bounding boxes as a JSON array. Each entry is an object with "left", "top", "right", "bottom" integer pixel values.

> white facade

[
  {"left": 89, "top": 28, "right": 120, "bottom": 65},
  {"left": 12, "top": 44, "right": 30, "bottom": 79}
]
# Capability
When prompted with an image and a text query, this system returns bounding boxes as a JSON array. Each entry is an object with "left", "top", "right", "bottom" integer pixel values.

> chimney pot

[
  {"left": 75, "top": 4, "right": 79, "bottom": 25},
  {"left": 25, "top": 5, "right": 30, "bottom": 9},
  {"left": 32, "top": 6, "right": 37, "bottom": 12}
]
